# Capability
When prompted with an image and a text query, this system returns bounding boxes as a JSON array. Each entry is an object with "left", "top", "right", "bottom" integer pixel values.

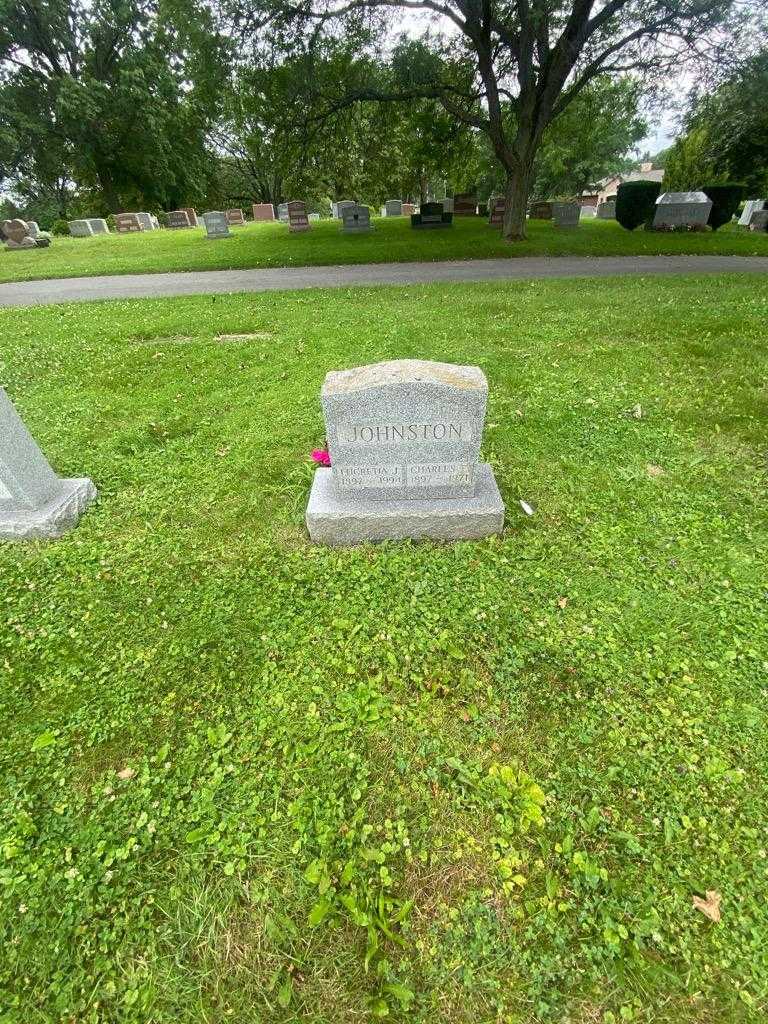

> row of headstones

[
  {"left": 3, "top": 354, "right": 505, "bottom": 546},
  {"left": 2, "top": 219, "right": 52, "bottom": 250}
]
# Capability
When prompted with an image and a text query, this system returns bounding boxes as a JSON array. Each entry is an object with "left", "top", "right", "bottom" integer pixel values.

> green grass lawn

[
  {"left": 1, "top": 274, "right": 767, "bottom": 1023},
  {"left": 0, "top": 216, "right": 767, "bottom": 284}
]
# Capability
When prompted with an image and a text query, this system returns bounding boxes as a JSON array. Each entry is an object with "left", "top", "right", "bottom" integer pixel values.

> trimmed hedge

[
  {"left": 616, "top": 180, "right": 661, "bottom": 231},
  {"left": 704, "top": 184, "right": 744, "bottom": 231}
]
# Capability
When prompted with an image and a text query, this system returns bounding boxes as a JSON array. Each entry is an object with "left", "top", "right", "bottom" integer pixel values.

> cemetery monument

[
  {"left": 653, "top": 192, "right": 712, "bottom": 230},
  {"left": 2, "top": 219, "right": 51, "bottom": 249},
  {"left": 488, "top": 198, "right": 505, "bottom": 227},
  {"left": 202, "top": 211, "right": 231, "bottom": 239},
  {"left": 453, "top": 193, "right": 478, "bottom": 216},
  {"left": 287, "top": 201, "right": 310, "bottom": 232},
  {"left": 68, "top": 220, "right": 94, "bottom": 237},
  {"left": 749, "top": 210, "right": 768, "bottom": 232},
  {"left": 529, "top": 201, "right": 553, "bottom": 219},
  {"left": 277, "top": 203, "right": 289, "bottom": 223},
  {"left": 411, "top": 202, "right": 452, "bottom": 229},
  {"left": 226, "top": 208, "right": 246, "bottom": 226},
  {"left": 739, "top": 200, "right": 766, "bottom": 227},
  {"left": 340, "top": 204, "right": 373, "bottom": 233},
  {"left": 382, "top": 200, "right": 403, "bottom": 216},
  {"left": 252, "top": 204, "right": 276, "bottom": 221},
  {"left": 552, "top": 202, "right": 580, "bottom": 228},
  {"left": 0, "top": 387, "right": 96, "bottom": 541},
  {"left": 306, "top": 359, "right": 505, "bottom": 545},
  {"left": 114, "top": 213, "right": 143, "bottom": 233},
  {"left": 167, "top": 210, "right": 192, "bottom": 228},
  {"left": 596, "top": 201, "right": 616, "bottom": 219},
  {"left": 87, "top": 218, "right": 109, "bottom": 234}
]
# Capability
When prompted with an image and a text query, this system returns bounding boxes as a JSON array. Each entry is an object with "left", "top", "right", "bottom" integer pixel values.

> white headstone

[
  {"left": 87, "top": 218, "right": 109, "bottom": 234},
  {"left": 739, "top": 199, "right": 766, "bottom": 227},
  {"left": 653, "top": 191, "right": 712, "bottom": 230},
  {"left": 0, "top": 387, "right": 97, "bottom": 540},
  {"left": 305, "top": 359, "right": 504, "bottom": 545}
]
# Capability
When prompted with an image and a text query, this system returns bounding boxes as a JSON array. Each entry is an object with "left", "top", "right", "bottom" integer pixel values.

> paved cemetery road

[{"left": 1, "top": 255, "right": 768, "bottom": 307}]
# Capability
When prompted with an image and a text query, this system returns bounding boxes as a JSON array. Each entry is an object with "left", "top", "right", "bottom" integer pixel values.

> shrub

[
  {"left": 156, "top": 211, "right": 170, "bottom": 228},
  {"left": 704, "top": 184, "right": 744, "bottom": 230},
  {"left": 106, "top": 214, "right": 116, "bottom": 231},
  {"left": 616, "top": 180, "right": 661, "bottom": 230},
  {"left": 51, "top": 219, "right": 70, "bottom": 236}
]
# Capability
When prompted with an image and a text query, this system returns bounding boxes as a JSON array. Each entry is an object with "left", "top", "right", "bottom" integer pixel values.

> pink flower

[{"left": 311, "top": 449, "right": 331, "bottom": 467}]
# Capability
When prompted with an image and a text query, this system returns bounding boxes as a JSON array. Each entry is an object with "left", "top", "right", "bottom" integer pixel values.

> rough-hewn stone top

[
  {"left": 322, "top": 359, "right": 486, "bottom": 396},
  {"left": 656, "top": 191, "right": 710, "bottom": 205}
]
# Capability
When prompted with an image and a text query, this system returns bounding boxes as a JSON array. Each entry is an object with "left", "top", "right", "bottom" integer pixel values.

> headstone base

[
  {"left": 306, "top": 463, "right": 504, "bottom": 545},
  {"left": 0, "top": 478, "right": 97, "bottom": 541}
]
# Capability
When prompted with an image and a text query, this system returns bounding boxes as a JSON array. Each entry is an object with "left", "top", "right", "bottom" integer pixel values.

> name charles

[{"left": 337, "top": 421, "right": 470, "bottom": 444}]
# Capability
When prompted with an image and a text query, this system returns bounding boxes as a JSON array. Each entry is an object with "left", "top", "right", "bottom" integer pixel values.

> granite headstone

[
  {"left": 306, "top": 359, "right": 504, "bottom": 544},
  {"left": 340, "top": 204, "right": 373, "bottom": 233},
  {"left": 287, "top": 201, "right": 310, "bottom": 232},
  {"left": 87, "top": 218, "right": 109, "bottom": 234},
  {"left": 382, "top": 200, "right": 403, "bottom": 217},
  {"left": 488, "top": 198, "right": 505, "bottom": 226},
  {"left": 552, "top": 202, "right": 580, "bottom": 228},
  {"left": 226, "top": 208, "right": 246, "bottom": 226},
  {"left": 202, "top": 211, "right": 231, "bottom": 238},
  {"left": 277, "top": 203, "right": 289, "bottom": 223},
  {"left": 411, "top": 202, "right": 452, "bottom": 229},
  {"left": 653, "top": 192, "right": 712, "bottom": 230},
  {"left": 739, "top": 200, "right": 766, "bottom": 227},
  {"left": 115, "top": 213, "right": 143, "bottom": 233},
  {"left": 69, "top": 220, "right": 94, "bottom": 237},
  {"left": 168, "top": 210, "right": 192, "bottom": 229},
  {"left": 0, "top": 387, "right": 96, "bottom": 540},
  {"left": 596, "top": 201, "right": 616, "bottom": 219},
  {"left": 453, "top": 193, "right": 477, "bottom": 216},
  {"left": 252, "top": 203, "right": 276, "bottom": 221},
  {"left": 749, "top": 210, "right": 768, "bottom": 232}
]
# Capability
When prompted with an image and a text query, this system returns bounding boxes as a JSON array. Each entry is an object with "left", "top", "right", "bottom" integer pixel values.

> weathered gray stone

[
  {"left": 441, "top": 197, "right": 454, "bottom": 213},
  {"left": 340, "top": 204, "right": 373, "bottom": 233},
  {"left": 0, "top": 387, "right": 96, "bottom": 541},
  {"left": 306, "top": 360, "right": 505, "bottom": 546},
  {"left": 653, "top": 191, "right": 712, "bottom": 229},
  {"left": 202, "top": 211, "right": 231, "bottom": 238},
  {"left": 277, "top": 203, "right": 289, "bottom": 223},
  {"left": 580, "top": 205, "right": 597, "bottom": 218},
  {"left": 552, "top": 202, "right": 580, "bottom": 228},
  {"left": 26, "top": 221, "right": 40, "bottom": 238},
  {"left": 382, "top": 200, "right": 402, "bottom": 217},
  {"left": 136, "top": 212, "right": 156, "bottom": 231},
  {"left": 69, "top": 220, "right": 95, "bottom": 237},
  {"left": 334, "top": 200, "right": 355, "bottom": 219},
  {"left": 738, "top": 199, "right": 766, "bottom": 227},
  {"left": 749, "top": 210, "right": 768, "bottom": 232},
  {"left": 306, "top": 462, "right": 503, "bottom": 545},
  {"left": 87, "top": 218, "right": 109, "bottom": 234},
  {"left": 167, "top": 210, "right": 192, "bottom": 229},
  {"left": 596, "top": 201, "right": 615, "bottom": 219}
]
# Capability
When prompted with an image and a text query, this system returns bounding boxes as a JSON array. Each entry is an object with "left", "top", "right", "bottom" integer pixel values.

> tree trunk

[
  {"left": 502, "top": 166, "right": 531, "bottom": 241},
  {"left": 96, "top": 165, "right": 121, "bottom": 213}
]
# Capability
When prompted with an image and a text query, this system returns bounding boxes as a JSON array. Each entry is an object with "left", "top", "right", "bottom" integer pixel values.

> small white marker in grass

[{"left": 519, "top": 499, "right": 535, "bottom": 516}]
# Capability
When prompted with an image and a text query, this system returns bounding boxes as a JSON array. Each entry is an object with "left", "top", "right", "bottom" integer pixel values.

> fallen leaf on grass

[
  {"left": 646, "top": 464, "right": 664, "bottom": 477},
  {"left": 519, "top": 500, "right": 535, "bottom": 516},
  {"left": 117, "top": 767, "right": 135, "bottom": 780},
  {"left": 631, "top": 403, "right": 643, "bottom": 419},
  {"left": 557, "top": 597, "right": 568, "bottom": 609},
  {"left": 693, "top": 890, "right": 721, "bottom": 922}
]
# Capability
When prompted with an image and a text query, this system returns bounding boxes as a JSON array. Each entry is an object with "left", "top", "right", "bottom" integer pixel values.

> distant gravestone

[
  {"left": 453, "top": 193, "right": 477, "bottom": 216},
  {"left": 287, "top": 201, "right": 310, "bottom": 232},
  {"left": 115, "top": 213, "right": 143, "bottom": 233},
  {"left": 442, "top": 197, "right": 454, "bottom": 214},
  {"left": 3, "top": 219, "right": 49, "bottom": 249},
  {"left": 334, "top": 200, "right": 355, "bottom": 219},
  {"left": 488, "top": 198, "right": 505, "bottom": 227},
  {"left": 739, "top": 200, "right": 766, "bottom": 227},
  {"left": 749, "top": 210, "right": 768, "bottom": 232},
  {"left": 202, "top": 211, "right": 231, "bottom": 239},
  {"left": 308, "top": 213, "right": 321, "bottom": 221},
  {"left": 277, "top": 203, "right": 289, "bottom": 223},
  {"left": 382, "top": 200, "right": 403, "bottom": 217},
  {"left": 26, "top": 222, "right": 40, "bottom": 238},
  {"left": 167, "top": 210, "right": 192, "bottom": 229},
  {"left": 552, "top": 202, "right": 580, "bottom": 228},
  {"left": 226, "top": 208, "right": 246, "bottom": 226},
  {"left": 69, "top": 220, "right": 94, "bottom": 237},
  {"left": 0, "top": 387, "right": 97, "bottom": 541},
  {"left": 411, "top": 202, "right": 452, "bottom": 229},
  {"left": 340, "top": 204, "right": 373, "bottom": 233},
  {"left": 653, "top": 192, "right": 712, "bottom": 230},
  {"left": 305, "top": 359, "right": 504, "bottom": 545},
  {"left": 135, "top": 212, "right": 156, "bottom": 231},
  {"left": 402, "top": 203, "right": 415, "bottom": 217},
  {"left": 252, "top": 204, "right": 276, "bottom": 221},
  {"left": 596, "top": 201, "right": 616, "bottom": 219},
  {"left": 529, "top": 201, "right": 553, "bottom": 219},
  {"left": 580, "top": 205, "right": 597, "bottom": 218},
  {"left": 182, "top": 208, "right": 199, "bottom": 227},
  {"left": 87, "top": 218, "right": 109, "bottom": 234}
]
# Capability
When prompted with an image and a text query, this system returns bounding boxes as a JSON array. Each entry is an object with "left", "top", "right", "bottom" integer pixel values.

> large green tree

[
  {"left": 665, "top": 50, "right": 768, "bottom": 194},
  {"left": 0, "top": 0, "right": 225, "bottom": 212},
  {"left": 248, "top": 0, "right": 757, "bottom": 239}
]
